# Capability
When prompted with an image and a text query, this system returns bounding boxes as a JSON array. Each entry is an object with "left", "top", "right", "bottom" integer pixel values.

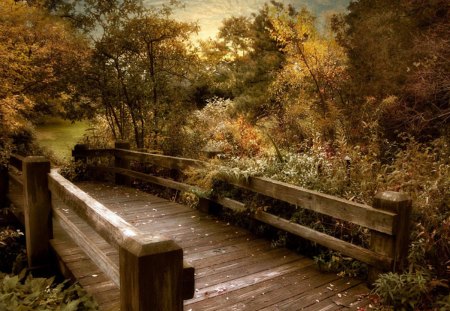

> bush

[
  {"left": 0, "top": 272, "right": 98, "bottom": 310},
  {"left": 59, "top": 161, "right": 89, "bottom": 182},
  {"left": 0, "top": 227, "right": 25, "bottom": 274},
  {"left": 373, "top": 270, "right": 449, "bottom": 310}
]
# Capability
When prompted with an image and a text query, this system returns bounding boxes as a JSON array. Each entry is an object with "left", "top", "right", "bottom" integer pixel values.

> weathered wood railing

[
  {"left": 1, "top": 153, "right": 194, "bottom": 310},
  {"left": 73, "top": 142, "right": 412, "bottom": 283}
]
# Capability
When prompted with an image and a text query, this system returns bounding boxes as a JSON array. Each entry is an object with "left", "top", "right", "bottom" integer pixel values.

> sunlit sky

[{"left": 144, "top": 0, "right": 350, "bottom": 40}]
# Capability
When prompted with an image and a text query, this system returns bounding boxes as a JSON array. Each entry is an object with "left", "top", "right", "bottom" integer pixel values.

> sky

[{"left": 144, "top": 0, "right": 351, "bottom": 40}]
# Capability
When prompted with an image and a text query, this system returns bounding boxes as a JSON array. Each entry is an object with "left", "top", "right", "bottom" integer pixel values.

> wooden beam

[
  {"left": 0, "top": 166, "right": 8, "bottom": 207},
  {"left": 230, "top": 176, "right": 396, "bottom": 235},
  {"left": 8, "top": 170, "right": 23, "bottom": 187},
  {"left": 9, "top": 154, "right": 24, "bottom": 171},
  {"left": 114, "top": 149, "right": 204, "bottom": 171},
  {"left": 253, "top": 210, "right": 392, "bottom": 270},
  {"left": 368, "top": 191, "right": 412, "bottom": 283},
  {"left": 115, "top": 142, "right": 131, "bottom": 186},
  {"left": 48, "top": 170, "right": 178, "bottom": 255},
  {"left": 48, "top": 170, "right": 194, "bottom": 302},
  {"left": 72, "top": 148, "right": 115, "bottom": 158},
  {"left": 52, "top": 206, "right": 120, "bottom": 286},
  {"left": 23, "top": 156, "right": 52, "bottom": 270},
  {"left": 120, "top": 245, "right": 183, "bottom": 310},
  {"left": 216, "top": 197, "right": 246, "bottom": 213}
]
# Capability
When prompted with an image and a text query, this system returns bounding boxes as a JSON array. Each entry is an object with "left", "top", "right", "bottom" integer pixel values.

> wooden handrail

[
  {"left": 48, "top": 170, "right": 194, "bottom": 308},
  {"left": 229, "top": 176, "right": 396, "bottom": 235},
  {"left": 72, "top": 143, "right": 413, "bottom": 280},
  {"left": 4, "top": 153, "right": 193, "bottom": 310},
  {"left": 9, "top": 153, "right": 25, "bottom": 171}
]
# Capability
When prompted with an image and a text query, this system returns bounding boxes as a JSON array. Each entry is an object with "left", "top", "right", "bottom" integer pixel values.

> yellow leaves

[{"left": 0, "top": 95, "right": 34, "bottom": 133}]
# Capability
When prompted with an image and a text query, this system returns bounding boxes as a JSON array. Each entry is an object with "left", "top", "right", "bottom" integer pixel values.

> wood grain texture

[
  {"left": 52, "top": 205, "right": 120, "bottom": 286},
  {"left": 49, "top": 181, "right": 370, "bottom": 310},
  {"left": 254, "top": 210, "right": 392, "bottom": 269},
  {"left": 23, "top": 156, "right": 52, "bottom": 269},
  {"left": 231, "top": 176, "right": 396, "bottom": 235},
  {"left": 114, "top": 148, "right": 204, "bottom": 170}
]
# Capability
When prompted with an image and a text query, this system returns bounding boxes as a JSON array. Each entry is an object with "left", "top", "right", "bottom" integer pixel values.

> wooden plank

[
  {"left": 9, "top": 153, "right": 24, "bottom": 171},
  {"left": 52, "top": 206, "right": 120, "bottom": 286},
  {"left": 8, "top": 170, "right": 23, "bottom": 186},
  {"left": 369, "top": 191, "right": 412, "bottom": 282},
  {"left": 231, "top": 176, "right": 396, "bottom": 235},
  {"left": 194, "top": 247, "right": 303, "bottom": 283},
  {"left": 48, "top": 170, "right": 178, "bottom": 255},
  {"left": 23, "top": 157, "right": 52, "bottom": 270},
  {"left": 254, "top": 210, "right": 392, "bottom": 269},
  {"left": 216, "top": 197, "right": 246, "bottom": 213},
  {"left": 114, "top": 149, "right": 204, "bottom": 170},
  {"left": 72, "top": 148, "right": 115, "bottom": 158},
  {"left": 49, "top": 180, "right": 374, "bottom": 310},
  {"left": 188, "top": 258, "right": 312, "bottom": 304},
  {"left": 186, "top": 263, "right": 323, "bottom": 310},
  {"left": 263, "top": 276, "right": 362, "bottom": 311},
  {"left": 49, "top": 175, "right": 194, "bottom": 304}
]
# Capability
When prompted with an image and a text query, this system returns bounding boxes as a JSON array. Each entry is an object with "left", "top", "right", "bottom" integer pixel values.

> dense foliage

[
  {"left": 0, "top": 0, "right": 90, "bottom": 163},
  {"left": 0, "top": 273, "right": 97, "bottom": 311},
  {"left": 0, "top": 226, "right": 97, "bottom": 310}
]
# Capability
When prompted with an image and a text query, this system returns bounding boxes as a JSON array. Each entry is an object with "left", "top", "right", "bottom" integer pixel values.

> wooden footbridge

[{"left": 0, "top": 142, "right": 412, "bottom": 310}]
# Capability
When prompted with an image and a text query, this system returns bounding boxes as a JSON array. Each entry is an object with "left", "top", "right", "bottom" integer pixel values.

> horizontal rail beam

[
  {"left": 48, "top": 169, "right": 195, "bottom": 300},
  {"left": 48, "top": 170, "right": 179, "bottom": 256},
  {"left": 253, "top": 210, "right": 392, "bottom": 269},
  {"left": 9, "top": 154, "right": 25, "bottom": 171},
  {"left": 230, "top": 177, "right": 396, "bottom": 235},
  {"left": 91, "top": 165, "right": 201, "bottom": 194},
  {"left": 71, "top": 148, "right": 115, "bottom": 158},
  {"left": 53, "top": 206, "right": 120, "bottom": 286},
  {"left": 114, "top": 149, "right": 204, "bottom": 170},
  {"left": 8, "top": 170, "right": 23, "bottom": 186}
]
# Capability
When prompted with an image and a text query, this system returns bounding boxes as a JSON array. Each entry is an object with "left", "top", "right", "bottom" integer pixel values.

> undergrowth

[
  {"left": 0, "top": 271, "right": 98, "bottom": 311},
  {"left": 0, "top": 226, "right": 98, "bottom": 310}
]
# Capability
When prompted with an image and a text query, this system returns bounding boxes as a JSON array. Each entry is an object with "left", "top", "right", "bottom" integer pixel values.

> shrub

[
  {"left": 0, "top": 228, "right": 25, "bottom": 274},
  {"left": 0, "top": 272, "right": 98, "bottom": 310},
  {"left": 59, "top": 161, "right": 89, "bottom": 182},
  {"left": 373, "top": 271, "right": 430, "bottom": 310}
]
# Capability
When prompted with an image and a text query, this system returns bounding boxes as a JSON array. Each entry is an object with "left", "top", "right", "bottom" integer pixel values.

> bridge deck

[{"left": 51, "top": 181, "right": 370, "bottom": 310}]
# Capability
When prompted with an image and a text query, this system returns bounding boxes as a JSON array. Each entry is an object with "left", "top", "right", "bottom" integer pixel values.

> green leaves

[{"left": 0, "top": 273, "right": 98, "bottom": 311}]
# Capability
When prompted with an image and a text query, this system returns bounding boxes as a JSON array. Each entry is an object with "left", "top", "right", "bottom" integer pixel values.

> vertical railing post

[
  {"left": 73, "top": 143, "right": 88, "bottom": 163},
  {"left": 114, "top": 141, "right": 131, "bottom": 186},
  {"left": 0, "top": 165, "right": 8, "bottom": 207},
  {"left": 368, "top": 191, "right": 412, "bottom": 283},
  {"left": 119, "top": 243, "right": 184, "bottom": 310},
  {"left": 22, "top": 156, "right": 52, "bottom": 271}
]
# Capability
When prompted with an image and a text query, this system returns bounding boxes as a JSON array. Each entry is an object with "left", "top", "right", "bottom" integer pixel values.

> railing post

[
  {"left": 368, "top": 191, "right": 412, "bottom": 284},
  {"left": 0, "top": 165, "right": 8, "bottom": 207},
  {"left": 23, "top": 156, "right": 52, "bottom": 271},
  {"left": 119, "top": 244, "right": 184, "bottom": 310},
  {"left": 115, "top": 141, "right": 131, "bottom": 186},
  {"left": 73, "top": 143, "right": 89, "bottom": 163}
]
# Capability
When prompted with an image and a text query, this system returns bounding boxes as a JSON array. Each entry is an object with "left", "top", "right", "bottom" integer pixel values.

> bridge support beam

[
  {"left": 115, "top": 141, "right": 131, "bottom": 186},
  {"left": 369, "top": 191, "right": 412, "bottom": 284},
  {"left": 0, "top": 165, "right": 8, "bottom": 207},
  {"left": 23, "top": 156, "right": 52, "bottom": 272},
  {"left": 119, "top": 243, "right": 184, "bottom": 311}
]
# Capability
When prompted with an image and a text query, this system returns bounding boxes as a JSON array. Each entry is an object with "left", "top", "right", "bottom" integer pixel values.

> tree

[
  {"left": 332, "top": 0, "right": 450, "bottom": 138},
  {"left": 87, "top": 1, "right": 199, "bottom": 150},
  {"left": 268, "top": 5, "right": 348, "bottom": 145},
  {"left": 198, "top": 2, "right": 286, "bottom": 122},
  {"left": 0, "top": 0, "right": 91, "bottom": 158}
]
